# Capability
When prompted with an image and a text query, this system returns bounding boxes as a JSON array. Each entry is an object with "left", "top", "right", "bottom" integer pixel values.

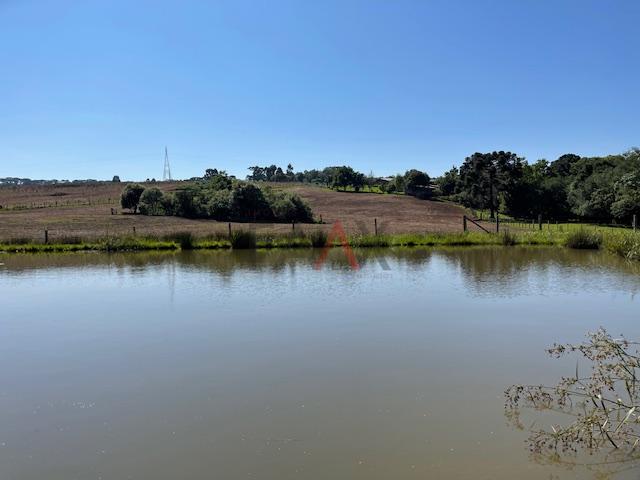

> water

[{"left": 1, "top": 247, "right": 639, "bottom": 480}]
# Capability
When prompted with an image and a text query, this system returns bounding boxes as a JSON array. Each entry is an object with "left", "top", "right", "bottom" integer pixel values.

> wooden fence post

[
  {"left": 132, "top": 226, "right": 136, "bottom": 235},
  {"left": 228, "top": 222, "right": 232, "bottom": 237},
  {"left": 292, "top": 221, "right": 295, "bottom": 232},
  {"left": 496, "top": 213, "right": 500, "bottom": 233},
  {"left": 44, "top": 229, "right": 48, "bottom": 244},
  {"left": 463, "top": 215, "right": 467, "bottom": 232},
  {"left": 374, "top": 218, "right": 378, "bottom": 236},
  {"left": 538, "top": 214, "right": 542, "bottom": 231}
]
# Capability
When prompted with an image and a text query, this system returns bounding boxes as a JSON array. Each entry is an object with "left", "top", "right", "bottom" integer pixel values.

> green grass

[
  {"left": 2, "top": 229, "right": 640, "bottom": 262},
  {"left": 603, "top": 230, "right": 640, "bottom": 261}
]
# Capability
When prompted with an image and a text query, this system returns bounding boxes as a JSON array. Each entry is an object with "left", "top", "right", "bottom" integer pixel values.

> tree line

[
  {"left": 245, "top": 164, "right": 432, "bottom": 197},
  {"left": 435, "top": 149, "right": 640, "bottom": 223}
]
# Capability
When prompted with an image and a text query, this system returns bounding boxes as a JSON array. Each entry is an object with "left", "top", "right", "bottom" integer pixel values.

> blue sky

[{"left": 1, "top": 0, "right": 639, "bottom": 180}]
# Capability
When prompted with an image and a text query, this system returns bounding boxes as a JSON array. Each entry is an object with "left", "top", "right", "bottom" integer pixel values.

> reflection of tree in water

[
  {"left": 505, "top": 329, "right": 640, "bottom": 479},
  {"left": 435, "top": 247, "right": 640, "bottom": 298},
  {"left": 3, "top": 247, "right": 640, "bottom": 297}
]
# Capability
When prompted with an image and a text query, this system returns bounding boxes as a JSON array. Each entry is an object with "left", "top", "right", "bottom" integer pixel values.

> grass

[
  {"left": 603, "top": 230, "right": 640, "bottom": 261},
  {"left": 564, "top": 228, "right": 603, "bottom": 249},
  {"left": 2, "top": 229, "right": 640, "bottom": 262},
  {"left": 229, "top": 229, "right": 257, "bottom": 249}
]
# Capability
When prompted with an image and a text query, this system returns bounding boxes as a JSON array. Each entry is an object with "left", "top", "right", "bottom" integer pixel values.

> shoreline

[{"left": 1, "top": 230, "right": 637, "bottom": 261}]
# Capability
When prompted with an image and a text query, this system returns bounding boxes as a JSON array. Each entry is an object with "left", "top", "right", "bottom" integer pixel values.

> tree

[
  {"left": 206, "top": 190, "right": 232, "bottom": 220},
  {"left": 458, "top": 151, "right": 524, "bottom": 218},
  {"left": 112, "top": 175, "right": 121, "bottom": 182},
  {"left": 549, "top": 153, "right": 580, "bottom": 177},
  {"left": 138, "top": 187, "right": 164, "bottom": 215},
  {"left": 404, "top": 169, "right": 430, "bottom": 196},
  {"left": 611, "top": 171, "right": 640, "bottom": 222},
  {"left": 351, "top": 172, "right": 365, "bottom": 192},
  {"left": 173, "top": 188, "right": 200, "bottom": 218},
  {"left": 120, "top": 183, "right": 145, "bottom": 213},
  {"left": 436, "top": 167, "right": 459, "bottom": 196},
  {"left": 331, "top": 166, "right": 355, "bottom": 191},
  {"left": 247, "top": 166, "right": 266, "bottom": 181},
  {"left": 204, "top": 168, "right": 219, "bottom": 179},
  {"left": 207, "top": 173, "right": 232, "bottom": 191},
  {"left": 230, "top": 183, "right": 272, "bottom": 219}
]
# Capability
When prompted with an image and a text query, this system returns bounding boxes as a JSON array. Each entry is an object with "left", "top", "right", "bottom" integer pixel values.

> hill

[{"left": 0, "top": 182, "right": 468, "bottom": 242}]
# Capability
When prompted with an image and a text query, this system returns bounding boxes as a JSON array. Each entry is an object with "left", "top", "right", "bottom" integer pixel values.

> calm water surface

[{"left": 1, "top": 247, "right": 640, "bottom": 480}]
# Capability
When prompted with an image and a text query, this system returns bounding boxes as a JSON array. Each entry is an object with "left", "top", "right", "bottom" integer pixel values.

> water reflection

[
  {"left": 1, "top": 247, "right": 640, "bottom": 479},
  {"left": 3, "top": 247, "right": 640, "bottom": 298}
]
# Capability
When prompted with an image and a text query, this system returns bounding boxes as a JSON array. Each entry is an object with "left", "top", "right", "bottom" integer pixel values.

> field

[{"left": 0, "top": 182, "right": 473, "bottom": 242}]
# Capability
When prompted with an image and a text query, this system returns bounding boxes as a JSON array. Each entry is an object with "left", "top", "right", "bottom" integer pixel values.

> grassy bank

[{"left": 1, "top": 229, "right": 639, "bottom": 261}]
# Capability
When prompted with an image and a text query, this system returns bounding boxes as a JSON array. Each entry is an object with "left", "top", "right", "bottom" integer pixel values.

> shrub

[
  {"left": 170, "top": 231, "right": 195, "bottom": 250},
  {"left": 120, "top": 183, "right": 145, "bottom": 213},
  {"left": 308, "top": 230, "right": 328, "bottom": 247},
  {"left": 564, "top": 228, "right": 603, "bottom": 249},
  {"left": 500, "top": 230, "right": 517, "bottom": 246},
  {"left": 230, "top": 229, "right": 256, "bottom": 249},
  {"left": 270, "top": 192, "right": 314, "bottom": 222}
]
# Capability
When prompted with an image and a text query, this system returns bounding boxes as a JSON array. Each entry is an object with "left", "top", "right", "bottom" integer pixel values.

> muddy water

[{"left": 1, "top": 247, "right": 640, "bottom": 479}]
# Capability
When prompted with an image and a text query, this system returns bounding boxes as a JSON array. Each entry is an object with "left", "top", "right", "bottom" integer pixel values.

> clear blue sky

[{"left": 1, "top": 0, "right": 639, "bottom": 181}]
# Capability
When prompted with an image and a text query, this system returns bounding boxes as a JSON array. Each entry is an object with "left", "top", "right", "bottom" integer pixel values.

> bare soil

[{"left": 0, "top": 182, "right": 472, "bottom": 242}]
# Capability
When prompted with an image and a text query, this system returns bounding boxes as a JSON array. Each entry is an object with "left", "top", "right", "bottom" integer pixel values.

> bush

[
  {"left": 564, "top": 228, "right": 603, "bottom": 249},
  {"left": 308, "top": 230, "right": 328, "bottom": 247},
  {"left": 230, "top": 229, "right": 256, "bottom": 249},
  {"left": 270, "top": 192, "right": 314, "bottom": 222},
  {"left": 120, "top": 183, "right": 145, "bottom": 213},
  {"left": 169, "top": 231, "right": 195, "bottom": 250}
]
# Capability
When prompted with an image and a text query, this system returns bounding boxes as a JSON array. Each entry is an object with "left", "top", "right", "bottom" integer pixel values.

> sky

[{"left": 1, "top": 0, "right": 639, "bottom": 181}]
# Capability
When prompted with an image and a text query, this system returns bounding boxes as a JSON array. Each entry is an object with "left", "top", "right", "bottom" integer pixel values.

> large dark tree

[
  {"left": 403, "top": 169, "right": 430, "bottom": 196},
  {"left": 120, "top": 183, "right": 145, "bottom": 213},
  {"left": 458, "top": 151, "right": 524, "bottom": 218}
]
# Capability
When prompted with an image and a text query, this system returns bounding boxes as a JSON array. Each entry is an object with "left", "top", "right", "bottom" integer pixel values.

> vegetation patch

[
  {"left": 604, "top": 231, "right": 640, "bottom": 261},
  {"left": 121, "top": 174, "right": 314, "bottom": 224},
  {"left": 564, "top": 228, "right": 603, "bottom": 249},
  {"left": 229, "top": 229, "right": 257, "bottom": 249}
]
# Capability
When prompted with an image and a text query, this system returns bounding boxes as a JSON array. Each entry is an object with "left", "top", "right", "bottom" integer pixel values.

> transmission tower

[{"left": 163, "top": 146, "right": 172, "bottom": 181}]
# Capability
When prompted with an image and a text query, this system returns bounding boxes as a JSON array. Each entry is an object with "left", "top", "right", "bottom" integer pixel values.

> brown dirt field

[{"left": 0, "top": 182, "right": 474, "bottom": 242}]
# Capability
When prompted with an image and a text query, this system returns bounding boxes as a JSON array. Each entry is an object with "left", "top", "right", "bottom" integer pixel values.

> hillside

[{"left": 0, "top": 182, "right": 469, "bottom": 242}]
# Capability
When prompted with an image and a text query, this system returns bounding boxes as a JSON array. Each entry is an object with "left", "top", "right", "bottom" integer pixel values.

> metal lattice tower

[{"left": 162, "top": 146, "right": 172, "bottom": 181}]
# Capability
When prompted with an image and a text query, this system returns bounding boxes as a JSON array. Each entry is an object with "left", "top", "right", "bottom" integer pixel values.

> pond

[{"left": 1, "top": 247, "right": 640, "bottom": 479}]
